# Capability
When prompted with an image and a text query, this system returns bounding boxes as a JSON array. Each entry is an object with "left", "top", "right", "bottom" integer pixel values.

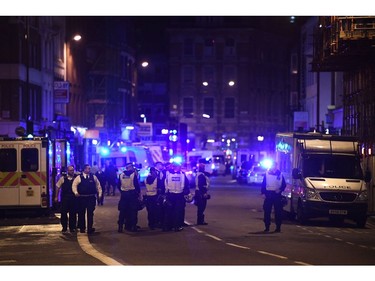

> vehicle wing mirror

[
  {"left": 364, "top": 170, "right": 372, "bottom": 183},
  {"left": 292, "top": 168, "right": 301, "bottom": 180}
]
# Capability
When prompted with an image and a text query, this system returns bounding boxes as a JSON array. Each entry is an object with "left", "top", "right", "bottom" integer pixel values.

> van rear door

[
  {"left": 19, "top": 141, "right": 44, "bottom": 206},
  {"left": 0, "top": 142, "right": 19, "bottom": 206}
]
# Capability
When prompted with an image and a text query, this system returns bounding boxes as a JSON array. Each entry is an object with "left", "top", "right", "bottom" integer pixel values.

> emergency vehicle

[
  {"left": 97, "top": 145, "right": 154, "bottom": 184},
  {"left": 0, "top": 137, "right": 73, "bottom": 215},
  {"left": 186, "top": 149, "right": 226, "bottom": 176},
  {"left": 275, "top": 132, "right": 371, "bottom": 227}
]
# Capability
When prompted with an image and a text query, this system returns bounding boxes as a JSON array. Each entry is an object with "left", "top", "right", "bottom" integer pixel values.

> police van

[{"left": 0, "top": 137, "right": 72, "bottom": 215}]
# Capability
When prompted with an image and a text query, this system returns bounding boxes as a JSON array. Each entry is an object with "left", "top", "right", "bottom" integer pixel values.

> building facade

[{"left": 167, "top": 17, "right": 291, "bottom": 159}]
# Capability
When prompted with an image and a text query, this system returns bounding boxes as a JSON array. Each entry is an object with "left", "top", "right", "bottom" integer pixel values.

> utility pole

[{"left": 25, "top": 16, "right": 33, "bottom": 135}]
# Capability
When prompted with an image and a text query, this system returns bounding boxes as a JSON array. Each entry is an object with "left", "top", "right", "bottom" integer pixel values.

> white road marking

[
  {"left": 191, "top": 224, "right": 310, "bottom": 265},
  {"left": 77, "top": 233, "right": 124, "bottom": 265},
  {"left": 257, "top": 250, "right": 288, "bottom": 259},
  {"left": 226, "top": 243, "right": 250, "bottom": 250}
]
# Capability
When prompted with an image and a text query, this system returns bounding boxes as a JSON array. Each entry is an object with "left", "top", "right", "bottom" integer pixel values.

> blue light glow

[
  {"left": 260, "top": 159, "right": 273, "bottom": 169},
  {"left": 100, "top": 147, "right": 110, "bottom": 156}
]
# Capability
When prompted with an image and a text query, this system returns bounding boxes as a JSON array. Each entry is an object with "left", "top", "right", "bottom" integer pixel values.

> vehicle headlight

[
  {"left": 305, "top": 188, "right": 319, "bottom": 200},
  {"left": 357, "top": 190, "right": 368, "bottom": 201}
]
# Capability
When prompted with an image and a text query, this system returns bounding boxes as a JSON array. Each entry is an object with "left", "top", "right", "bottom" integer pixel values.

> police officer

[
  {"left": 55, "top": 165, "right": 77, "bottom": 233},
  {"left": 144, "top": 167, "right": 158, "bottom": 229},
  {"left": 261, "top": 162, "right": 286, "bottom": 233},
  {"left": 195, "top": 163, "right": 210, "bottom": 225},
  {"left": 155, "top": 161, "right": 166, "bottom": 228},
  {"left": 164, "top": 162, "right": 190, "bottom": 232},
  {"left": 117, "top": 163, "right": 141, "bottom": 233},
  {"left": 95, "top": 167, "right": 107, "bottom": 206},
  {"left": 72, "top": 164, "right": 102, "bottom": 234}
]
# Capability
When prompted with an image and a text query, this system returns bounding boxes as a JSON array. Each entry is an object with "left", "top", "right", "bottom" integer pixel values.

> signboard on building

[
  {"left": 137, "top": 122, "right": 153, "bottom": 137},
  {"left": 95, "top": 114, "right": 104, "bottom": 127},
  {"left": 54, "top": 81, "right": 70, "bottom": 103},
  {"left": 84, "top": 129, "right": 99, "bottom": 139}
]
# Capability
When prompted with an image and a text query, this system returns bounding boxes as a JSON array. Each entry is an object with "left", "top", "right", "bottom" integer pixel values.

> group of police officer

[
  {"left": 117, "top": 161, "right": 211, "bottom": 233},
  {"left": 55, "top": 160, "right": 211, "bottom": 235},
  {"left": 55, "top": 164, "right": 102, "bottom": 234},
  {"left": 55, "top": 159, "right": 286, "bottom": 235}
]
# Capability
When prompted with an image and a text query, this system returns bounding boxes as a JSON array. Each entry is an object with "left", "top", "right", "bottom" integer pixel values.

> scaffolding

[{"left": 312, "top": 16, "right": 375, "bottom": 213}]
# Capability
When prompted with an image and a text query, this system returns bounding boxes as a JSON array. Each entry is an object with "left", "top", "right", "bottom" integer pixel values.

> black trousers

[
  {"left": 145, "top": 195, "right": 158, "bottom": 228},
  {"left": 60, "top": 196, "right": 77, "bottom": 230},
  {"left": 263, "top": 192, "right": 283, "bottom": 228},
  {"left": 163, "top": 193, "right": 185, "bottom": 229},
  {"left": 77, "top": 196, "right": 96, "bottom": 231},
  {"left": 195, "top": 194, "right": 207, "bottom": 224},
  {"left": 118, "top": 190, "right": 138, "bottom": 230}
]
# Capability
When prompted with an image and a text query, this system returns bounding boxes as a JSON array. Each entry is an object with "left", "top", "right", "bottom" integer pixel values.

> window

[
  {"left": 203, "top": 66, "right": 215, "bottom": 83},
  {"left": 203, "top": 97, "right": 214, "bottom": 118},
  {"left": 184, "top": 38, "right": 194, "bottom": 56},
  {"left": 183, "top": 97, "right": 194, "bottom": 118},
  {"left": 21, "top": 148, "right": 39, "bottom": 172},
  {"left": 225, "top": 38, "right": 236, "bottom": 56},
  {"left": 183, "top": 66, "right": 194, "bottom": 83},
  {"left": 224, "top": 97, "right": 235, "bottom": 118},
  {"left": 204, "top": 38, "right": 214, "bottom": 56},
  {"left": 224, "top": 66, "right": 236, "bottom": 82},
  {"left": 0, "top": 149, "right": 17, "bottom": 172}
]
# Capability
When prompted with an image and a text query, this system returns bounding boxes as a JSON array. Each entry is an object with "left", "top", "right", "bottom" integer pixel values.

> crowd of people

[
  {"left": 54, "top": 160, "right": 212, "bottom": 235},
  {"left": 55, "top": 158, "right": 287, "bottom": 235}
]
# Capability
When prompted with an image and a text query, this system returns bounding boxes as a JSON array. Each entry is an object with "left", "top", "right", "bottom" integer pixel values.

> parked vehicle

[
  {"left": 0, "top": 137, "right": 73, "bottom": 214},
  {"left": 236, "top": 161, "right": 253, "bottom": 183},
  {"left": 186, "top": 150, "right": 226, "bottom": 176},
  {"left": 98, "top": 145, "right": 154, "bottom": 184},
  {"left": 275, "top": 132, "right": 371, "bottom": 227},
  {"left": 247, "top": 164, "right": 267, "bottom": 185}
]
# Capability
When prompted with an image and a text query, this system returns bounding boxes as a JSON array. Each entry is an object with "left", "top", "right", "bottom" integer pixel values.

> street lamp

[{"left": 140, "top": 114, "right": 146, "bottom": 123}]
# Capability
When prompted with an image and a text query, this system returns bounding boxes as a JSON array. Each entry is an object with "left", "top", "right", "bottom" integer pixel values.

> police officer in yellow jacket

[
  {"left": 261, "top": 162, "right": 286, "bottom": 233},
  {"left": 117, "top": 163, "right": 141, "bottom": 233},
  {"left": 144, "top": 167, "right": 159, "bottom": 229},
  {"left": 164, "top": 162, "right": 190, "bottom": 232}
]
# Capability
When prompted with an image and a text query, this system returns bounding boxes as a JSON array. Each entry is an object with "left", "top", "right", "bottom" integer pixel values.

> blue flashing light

[
  {"left": 100, "top": 147, "right": 110, "bottom": 156},
  {"left": 171, "top": 155, "right": 183, "bottom": 164},
  {"left": 260, "top": 159, "right": 273, "bottom": 169},
  {"left": 169, "top": 134, "right": 178, "bottom": 142},
  {"left": 120, "top": 146, "right": 127, "bottom": 153}
]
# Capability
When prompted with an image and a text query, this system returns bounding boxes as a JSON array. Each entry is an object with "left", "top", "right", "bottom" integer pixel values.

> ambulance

[
  {"left": 0, "top": 137, "right": 72, "bottom": 215},
  {"left": 97, "top": 145, "right": 154, "bottom": 184}
]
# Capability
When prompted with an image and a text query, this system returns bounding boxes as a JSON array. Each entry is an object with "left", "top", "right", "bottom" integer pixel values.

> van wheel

[
  {"left": 296, "top": 203, "right": 307, "bottom": 225},
  {"left": 356, "top": 216, "right": 367, "bottom": 228}
]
